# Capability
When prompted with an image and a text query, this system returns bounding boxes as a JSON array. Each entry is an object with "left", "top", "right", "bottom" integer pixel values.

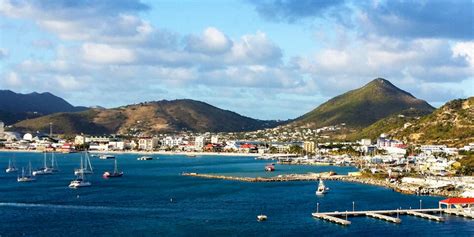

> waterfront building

[
  {"left": 0, "top": 121, "right": 4, "bottom": 135},
  {"left": 138, "top": 137, "right": 160, "bottom": 151},
  {"left": 303, "top": 141, "right": 315, "bottom": 153},
  {"left": 211, "top": 135, "right": 219, "bottom": 144},
  {"left": 195, "top": 136, "right": 206, "bottom": 150},
  {"left": 74, "top": 135, "right": 86, "bottom": 145}
]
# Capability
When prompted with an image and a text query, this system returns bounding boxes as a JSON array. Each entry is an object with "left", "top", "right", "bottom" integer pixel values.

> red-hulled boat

[
  {"left": 265, "top": 164, "right": 275, "bottom": 172},
  {"left": 103, "top": 159, "right": 123, "bottom": 178}
]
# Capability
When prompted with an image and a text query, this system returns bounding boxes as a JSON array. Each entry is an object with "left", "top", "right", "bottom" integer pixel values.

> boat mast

[
  {"left": 43, "top": 152, "right": 47, "bottom": 168},
  {"left": 114, "top": 159, "right": 118, "bottom": 173}
]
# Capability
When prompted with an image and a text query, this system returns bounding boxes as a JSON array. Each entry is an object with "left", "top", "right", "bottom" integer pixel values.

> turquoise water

[{"left": 0, "top": 152, "right": 472, "bottom": 236}]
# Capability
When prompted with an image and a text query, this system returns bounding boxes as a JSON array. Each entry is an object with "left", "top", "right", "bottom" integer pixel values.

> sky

[{"left": 0, "top": 0, "right": 472, "bottom": 120}]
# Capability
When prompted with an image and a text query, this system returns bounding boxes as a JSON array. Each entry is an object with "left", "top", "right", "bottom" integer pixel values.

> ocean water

[{"left": 0, "top": 152, "right": 472, "bottom": 237}]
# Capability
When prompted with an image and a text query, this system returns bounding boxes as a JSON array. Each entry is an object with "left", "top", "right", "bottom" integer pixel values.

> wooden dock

[
  {"left": 313, "top": 208, "right": 474, "bottom": 226},
  {"left": 312, "top": 213, "right": 351, "bottom": 225},
  {"left": 406, "top": 210, "right": 444, "bottom": 222},
  {"left": 312, "top": 208, "right": 443, "bottom": 225},
  {"left": 366, "top": 212, "right": 401, "bottom": 223}
]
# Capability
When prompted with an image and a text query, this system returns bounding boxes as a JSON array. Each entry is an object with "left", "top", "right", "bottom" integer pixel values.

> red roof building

[{"left": 439, "top": 197, "right": 474, "bottom": 209}]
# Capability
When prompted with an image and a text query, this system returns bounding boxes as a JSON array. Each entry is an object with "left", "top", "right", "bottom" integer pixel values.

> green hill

[
  {"left": 391, "top": 97, "right": 474, "bottom": 146},
  {"left": 13, "top": 99, "right": 280, "bottom": 135},
  {"left": 293, "top": 78, "right": 434, "bottom": 128}
]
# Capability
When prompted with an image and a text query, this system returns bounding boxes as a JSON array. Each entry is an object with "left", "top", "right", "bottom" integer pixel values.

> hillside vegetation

[
  {"left": 13, "top": 99, "right": 280, "bottom": 135},
  {"left": 293, "top": 78, "right": 434, "bottom": 129}
]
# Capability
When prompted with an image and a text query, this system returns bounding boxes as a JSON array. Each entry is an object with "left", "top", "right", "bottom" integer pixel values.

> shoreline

[{"left": 0, "top": 148, "right": 261, "bottom": 157}]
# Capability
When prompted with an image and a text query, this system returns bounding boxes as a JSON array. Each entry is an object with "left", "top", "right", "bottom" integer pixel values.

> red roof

[
  {"left": 439, "top": 197, "right": 474, "bottom": 204},
  {"left": 240, "top": 143, "right": 255, "bottom": 149}
]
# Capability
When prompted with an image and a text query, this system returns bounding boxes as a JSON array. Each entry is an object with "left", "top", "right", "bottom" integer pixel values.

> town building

[
  {"left": 303, "top": 141, "right": 315, "bottom": 153},
  {"left": 138, "top": 137, "right": 160, "bottom": 151}
]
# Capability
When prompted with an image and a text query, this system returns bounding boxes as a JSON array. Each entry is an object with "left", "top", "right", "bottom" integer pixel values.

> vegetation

[
  {"left": 12, "top": 99, "right": 282, "bottom": 135},
  {"left": 458, "top": 150, "right": 474, "bottom": 175},
  {"left": 293, "top": 78, "right": 434, "bottom": 129}
]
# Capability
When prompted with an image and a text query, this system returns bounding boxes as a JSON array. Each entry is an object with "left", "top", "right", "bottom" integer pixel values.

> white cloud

[
  {"left": 186, "top": 27, "right": 232, "bottom": 54},
  {"left": 4, "top": 72, "right": 22, "bottom": 86},
  {"left": 82, "top": 43, "right": 136, "bottom": 64}
]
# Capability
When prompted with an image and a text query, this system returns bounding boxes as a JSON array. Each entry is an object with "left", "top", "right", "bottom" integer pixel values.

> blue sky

[{"left": 0, "top": 0, "right": 472, "bottom": 120}]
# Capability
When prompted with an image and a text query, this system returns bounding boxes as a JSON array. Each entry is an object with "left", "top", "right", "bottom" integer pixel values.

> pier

[
  {"left": 365, "top": 212, "right": 401, "bottom": 223},
  {"left": 406, "top": 210, "right": 444, "bottom": 221},
  {"left": 312, "top": 214, "right": 351, "bottom": 225},
  {"left": 312, "top": 208, "right": 450, "bottom": 225}
]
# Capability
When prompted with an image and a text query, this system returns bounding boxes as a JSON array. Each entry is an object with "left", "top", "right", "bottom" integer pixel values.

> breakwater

[{"left": 182, "top": 172, "right": 460, "bottom": 197}]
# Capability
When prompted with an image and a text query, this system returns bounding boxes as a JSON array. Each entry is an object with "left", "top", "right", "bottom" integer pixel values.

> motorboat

[
  {"left": 315, "top": 179, "right": 329, "bottom": 195},
  {"left": 137, "top": 156, "right": 153, "bottom": 160},
  {"left": 257, "top": 215, "right": 267, "bottom": 221},
  {"left": 99, "top": 154, "right": 115, "bottom": 160}
]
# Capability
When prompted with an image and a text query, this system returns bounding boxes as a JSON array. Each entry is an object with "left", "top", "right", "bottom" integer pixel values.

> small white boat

[
  {"left": 257, "top": 215, "right": 267, "bottom": 221},
  {"left": 315, "top": 179, "right": 329, "bottom": 195},
  {"left": 137, "top": 156, "right": 153, "bottom": 160},
  {"left": 17, "top": 162, "right": 36, "bottom": 182},
  {"left": 5, "top": 158, "right": 18, "bottom": 173},
  {"left": 99, "top": 154, "right": 115, "bottom": 160}
]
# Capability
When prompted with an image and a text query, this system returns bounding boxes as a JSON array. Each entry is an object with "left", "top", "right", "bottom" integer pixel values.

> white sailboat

[
  {"left": 17, "top": 161, "right": 36, "bottom": 182},
  {"left": 5, "top": 158, "right": 18, "bottom": 173},
  {"left": 315, "top": 179, "right": 329, "bottom": 195},
  {"left": 32, "top": 153, "right": 53, "bottom": 176},
  {"left": 49, "top": 152, "right": 60, "bottom": 173},
  {"left": 74, "top": 152, "right": 93, "bottom": 175},
  {"left": 69, "top": 155, "right": 91, "bottom": 188}
]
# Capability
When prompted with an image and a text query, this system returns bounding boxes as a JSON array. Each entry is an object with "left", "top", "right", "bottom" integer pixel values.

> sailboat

[
  {"left": 17, "top": 161, "right": 36, "bottom": 182},
  {"left": 74, "top": 152, "right": 93, "bottom": 175},
  {"left": 103, "top": 158, "right": 123, "bottom": 178},
  {"left": 69, "top": 156, "right": 91, "bottom": 188},
  {"left": 315, "top": 179, "right": 329, "bottom": 195},
  {"left": 5, "top": 158, "right": 18, "bottom": 173},
  {"left": 32, "top": 153, "right": 53, "bottom": 176},
  {"left": 49, "top": 152, "right": 60, "bottom": 173}
]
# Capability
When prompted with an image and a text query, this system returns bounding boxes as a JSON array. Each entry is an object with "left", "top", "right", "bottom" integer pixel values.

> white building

[
  {"left": 138, "top": 137, "right": 160, "bottom": 151},
  {"left": 420, "top": 145, "right": 447, "bottom": 154},
  {"left": 195, "top": 136, "right": 206, "bottom": 150},
  {"left": 0, "top": 121, "right": 4, "bottom": 135},
  {"left": 359, "top": 139, "right": 372, "bottom": 146},
  {"left": 108, "top": 141, "right": 125, "bottom": 150},
  {"left": 74, "top": 135, "right": 86, "bottom": 145},
  {"left": 23, "top": 133, "right": 33, "bottom": 141},
  {"left": 162, "top": 136, "right": 183, "bottom": 147},
  {"left": 211, "top": 135, "right": 219, "bottom": 144}
]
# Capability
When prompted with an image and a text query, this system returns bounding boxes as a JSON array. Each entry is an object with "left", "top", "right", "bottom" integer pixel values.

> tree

[
  {"left": 288, "top": 145, "right": 303, "bottom": 154},
  {"left": 269, "top": 146, "right": 278, "bottom": 154}
]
